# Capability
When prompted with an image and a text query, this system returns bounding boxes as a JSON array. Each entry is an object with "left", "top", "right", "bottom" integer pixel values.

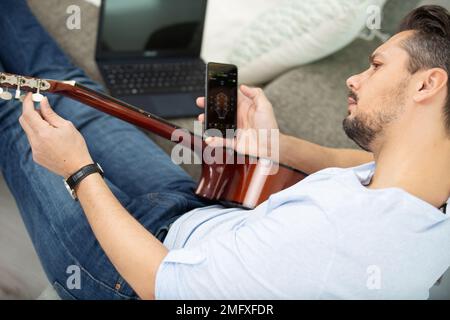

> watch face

[{"left": 63, "top": 179, "right": 77, "bottom": 200}]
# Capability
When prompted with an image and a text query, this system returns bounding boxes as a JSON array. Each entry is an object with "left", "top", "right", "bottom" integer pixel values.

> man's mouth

[
  {"left": 347, "top": 92, "right": 358, "bottom": 113},
  {"left": 348, "top": 97, "right": 357, "bottom": 113},
  {"left": 348, "top": 97, "right": 357, "bottom": 106}
]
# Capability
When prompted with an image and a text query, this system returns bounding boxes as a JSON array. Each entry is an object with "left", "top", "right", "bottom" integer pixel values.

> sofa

[{"left": 1, "top": 0, "right": 449, "bottom": 299}]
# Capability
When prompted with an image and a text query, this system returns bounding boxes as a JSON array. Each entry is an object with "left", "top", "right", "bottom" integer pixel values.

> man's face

[{"left": 343, "top": 31, "right": 415, "bottom": 152}]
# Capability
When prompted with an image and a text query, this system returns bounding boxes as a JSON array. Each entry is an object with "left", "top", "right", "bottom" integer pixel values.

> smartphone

[{"left": 204, "top": 62, "right": 238, "bottom": 137}]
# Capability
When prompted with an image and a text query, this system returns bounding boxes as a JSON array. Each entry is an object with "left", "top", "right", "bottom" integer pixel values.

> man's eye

[{"left": 371, "top": 63, "right": 381, "bottom": 70}]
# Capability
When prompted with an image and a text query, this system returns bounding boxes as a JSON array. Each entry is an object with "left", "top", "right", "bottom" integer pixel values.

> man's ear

[{"left": 413, "top": 68, "right": 448, "bottom": 104}]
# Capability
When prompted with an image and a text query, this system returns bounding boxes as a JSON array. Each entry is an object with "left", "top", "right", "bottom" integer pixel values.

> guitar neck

[
  {"left": 50, "top": 80, "right": 203, "bottom": 150},
  {"left": 0, "top": 72, "right": 203, "bottom": 150}
]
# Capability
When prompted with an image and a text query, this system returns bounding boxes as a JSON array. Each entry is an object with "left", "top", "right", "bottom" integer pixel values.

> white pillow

[{"left": 201, "top": 0, "right": 387, "bottom": 85}]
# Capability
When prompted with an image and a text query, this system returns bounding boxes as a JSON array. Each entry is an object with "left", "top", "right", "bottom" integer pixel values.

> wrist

[
  {"left": 64, "top": 162, "right": 105, "bottom": 200},
  {"left": 63, "top": 156, "right": 94, "bottom": 179},
  {"left": 278, "top": 133, "right": 290, "bottom": 164},
  {"left": 278, "top": 132, "right": 288, "bottom": 150},
  {"left": 73, "top": 171, "right": 102, "bottom": 194}
]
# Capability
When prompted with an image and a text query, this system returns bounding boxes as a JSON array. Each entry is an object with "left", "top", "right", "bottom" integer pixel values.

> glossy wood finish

[
  {"left": 196, "top": 151, "right": 306, "bottom": 208},
  {"left": 50, "top": 81, "right": 204, "bottom": 150}
]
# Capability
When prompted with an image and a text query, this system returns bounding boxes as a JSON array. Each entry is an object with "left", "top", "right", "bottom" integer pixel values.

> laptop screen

[{"left": 96, "top": 0, "right": 207, "bottom": 59}]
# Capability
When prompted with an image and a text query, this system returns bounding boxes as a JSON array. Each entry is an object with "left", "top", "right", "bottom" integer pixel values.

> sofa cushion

[{"left": 203, "top": 0, "right": 387, "bottom": 85}]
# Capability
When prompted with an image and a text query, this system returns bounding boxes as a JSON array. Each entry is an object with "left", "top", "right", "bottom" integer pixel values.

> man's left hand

[{"left": 19, "top": 93, "right": 94, "bottom": 179}]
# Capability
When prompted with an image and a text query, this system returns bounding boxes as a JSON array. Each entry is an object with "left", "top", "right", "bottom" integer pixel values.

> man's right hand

[{"left": 196, "top": 85, "right": 280, "bottom": 158}]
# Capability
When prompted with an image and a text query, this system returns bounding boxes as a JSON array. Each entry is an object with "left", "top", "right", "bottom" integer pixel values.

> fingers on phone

[
  {"left": 196, "top": 97, "right": 205, "bottom": 108},
  {"left": 205, "top": 136, "right": 221, "bottom": 146},
  {"left": 205, "top": 136, "right": 234, "bottom": 149},
  {"left": 198, "top": 113, "right": 204, "bottom": 122}
]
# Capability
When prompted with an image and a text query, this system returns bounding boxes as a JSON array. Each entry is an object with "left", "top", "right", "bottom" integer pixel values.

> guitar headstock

[{"left": 0, "top": 72, "right": 51, "bottom": 102}]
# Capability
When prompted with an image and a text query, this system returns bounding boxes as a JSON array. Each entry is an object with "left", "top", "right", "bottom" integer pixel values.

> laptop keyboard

[{"left": 102, "top": 60, "right": 206, "bottom": 96}]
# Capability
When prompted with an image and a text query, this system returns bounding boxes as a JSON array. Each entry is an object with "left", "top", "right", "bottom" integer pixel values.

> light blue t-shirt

[{"left": 155, "top": 162, "right": 450, "bottom": 299}]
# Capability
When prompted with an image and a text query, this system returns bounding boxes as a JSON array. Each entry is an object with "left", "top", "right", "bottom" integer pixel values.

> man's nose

[{"left": 346, "top": 74, "right": 361, "bottom": 91}]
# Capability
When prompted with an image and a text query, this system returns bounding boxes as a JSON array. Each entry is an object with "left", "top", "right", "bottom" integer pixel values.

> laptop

[{"left": 95, "top": 0, "right": 207, "bottom": 118}]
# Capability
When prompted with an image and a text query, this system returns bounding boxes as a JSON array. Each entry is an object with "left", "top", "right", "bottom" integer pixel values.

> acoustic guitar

[{"left": 0, "top": 72, "right": 307, "bottom": 209}]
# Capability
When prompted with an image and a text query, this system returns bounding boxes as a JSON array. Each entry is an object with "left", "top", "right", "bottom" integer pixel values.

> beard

[
  {"left": 343, "top": 78, "right": 409, "bottom": 152},
  {"left": 343, "top": 114, "right": 378, "bottom": 152}
]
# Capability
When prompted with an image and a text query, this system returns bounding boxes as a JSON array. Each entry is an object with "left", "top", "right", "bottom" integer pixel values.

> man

[{"left": 1, "top": 1, "right": 449, "bottom": 299}]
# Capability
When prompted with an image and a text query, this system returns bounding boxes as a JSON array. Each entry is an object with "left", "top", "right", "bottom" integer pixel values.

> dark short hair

[{"left": 398, "top": 5, "right": 450, "bottom": 133}]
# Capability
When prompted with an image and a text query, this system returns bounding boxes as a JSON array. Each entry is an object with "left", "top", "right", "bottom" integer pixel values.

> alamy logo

[
  {"left": 359, "top": 5, "right": 390, "bottom": 42},
  {"left": 66, "top": 5, "right": 81, "bottom": 30},
  {"left": 366, "top": 265, "right": 382, "bottom": 290},
  {"left": 366, "top": 5, "right": 382, "bottom": 31},
  {"left": 66, "top": 265, "right": 81, "bottom": 290},
  {"left": 169, "top": 121, "right": 280, "bottom": 174}
]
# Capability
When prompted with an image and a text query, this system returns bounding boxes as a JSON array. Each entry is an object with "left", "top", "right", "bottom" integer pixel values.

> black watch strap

[{"left": 65, "top": 163, "right": 104, "bottom": 199}]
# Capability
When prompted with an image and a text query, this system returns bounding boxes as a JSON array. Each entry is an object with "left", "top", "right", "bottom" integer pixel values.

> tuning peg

[
  {"left": 0, "top": 89, "right": 12, "bottom": 100},
  {"left": 15, "top": 88, "right": 21, "bottom": 100},
  {"left": 32, "top": 79, "right": 44, "bottom": 102},
  {"left": 32, "top": 92, "right": 44, "bottom": 102}
]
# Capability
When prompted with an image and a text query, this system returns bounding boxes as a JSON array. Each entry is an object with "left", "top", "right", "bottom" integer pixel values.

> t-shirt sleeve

[{"left": 155, "top": 200, "right": 337, "bottom": 299}]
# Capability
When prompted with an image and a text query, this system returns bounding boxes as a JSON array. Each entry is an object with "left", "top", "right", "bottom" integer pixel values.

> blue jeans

[{"left": 0, "top": 0, "right": 210, "bottom": 300}]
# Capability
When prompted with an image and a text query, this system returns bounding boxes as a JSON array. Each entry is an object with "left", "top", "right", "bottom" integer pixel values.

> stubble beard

[{"left": 342, "top": 78, "right": 409, "bottom": 152}]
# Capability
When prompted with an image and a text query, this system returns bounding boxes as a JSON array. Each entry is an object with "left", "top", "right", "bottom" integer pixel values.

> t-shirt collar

[
  {"left": 352, "top": 162, "right": 376, "bottom": 186},
  {"left": 351, "top": 161, "right": 450, "bottom": 209}
]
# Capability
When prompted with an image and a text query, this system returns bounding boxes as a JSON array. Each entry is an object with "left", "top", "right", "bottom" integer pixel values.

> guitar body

[
  {"left": 0, "top": 72, "right": 307, "bottom": 209},
  {"left": 196, "top": 156, "right": 306, "bottom": 208}
]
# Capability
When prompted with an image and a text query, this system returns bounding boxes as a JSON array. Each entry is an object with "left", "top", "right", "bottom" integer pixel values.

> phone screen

[{"left": 205, "top": 62, "right": 238, "bottom": 137}]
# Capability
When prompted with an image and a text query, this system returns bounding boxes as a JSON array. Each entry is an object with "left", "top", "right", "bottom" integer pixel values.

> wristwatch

[{"left": 63, "top": 163, "right": 104, "bottom": 200}]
